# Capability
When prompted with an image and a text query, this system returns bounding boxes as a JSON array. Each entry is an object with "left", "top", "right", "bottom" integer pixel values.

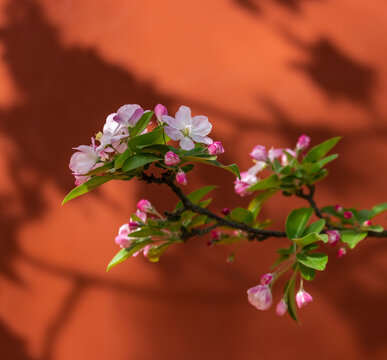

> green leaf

[
  {"left": 140, "top": 144, "right": 170, "bottom": 156},
  {"left": 129, "top": 111, "right": 153, "bottom": 137},
  {"left": 296, "top": 253, "right": 328, "bottom": 271},
  {"left": 128, "top": 127, "right": 164, "bottom": 152},
  {"left": 86, "top": 162, "right": 114, "bottom": 176},
  {"left": 147, "top": 242, "right": 171, "bottom": 263},
  {"left": 122, "top": 153, "right": 161, "bottom": 172},
  {"left": 301, "top": 243, "right": 319, "bottom": 253},
  {"left": 369, "top": 203, "right": 387, "bottom": 219},
  {"left": 298, "top": 263, "right": 316, "bottom": 281},
  {"left": 114, "top": 149, "right": 132, "bottom": 169},
  {"left": 106, "top": 239, "right": 153, "bottom": 271},
  {"left": 175, "top": 185, "right": 217, "bottom": 210},
  {"left": 285, "top": 276, "right": 299, "bottom": 323},
  {"left": 303, "top": 219, "right": 326, "bottom": 236},
  {"left": 248, "top": 174, "right": 280, "bottom": 192},
  {"left": 204, "top": 160, "right": 241, "bottom": 179},
  {"left": 341, "top": 231, "right": 368, "bottom": 249},
  {"left": 304, "top": 137, "right": 341, "bottom": 162},
  {"left": 321, "top": 206, "right": 337, "bottom": 217},
  {"left": 365, "top": 225, "right": 384, "bottom": 233},
  {"left": 272, "top": 158, "right": 282, "bottom": 173},
  {"left": 129, "top": 228, "right": 165, "bottom": 238},
  {"left": 294, "top": 232, "right": 328, "bottom": 246},
  {"left": 314, "top": 154, "right": 339, "bottom": 170},
  {"left": 248, "top": 190, "right": 277, "bottom": 220},
  {"left": 285, "top": 208, "right": 314, "bottom": 239},
  {"left": 229, "top": 207, "right": 254, "bottom": 224},
  {"left": 62, "top": 175, "right": 113, "bottom": 205}
]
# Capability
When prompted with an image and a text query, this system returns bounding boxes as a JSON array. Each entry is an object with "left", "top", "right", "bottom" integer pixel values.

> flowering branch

[{"left": 63, "top": 102, "right": 387, "bottom": 323}]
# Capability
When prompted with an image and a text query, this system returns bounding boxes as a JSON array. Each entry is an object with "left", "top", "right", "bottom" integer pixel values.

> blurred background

[{"left": 0, "top": 0, "right": 386, "bottom": 359}]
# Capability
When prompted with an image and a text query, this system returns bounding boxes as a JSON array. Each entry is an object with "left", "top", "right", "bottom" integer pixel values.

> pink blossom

[
  {"left": 129, "top": 221, "right": 140, "bottom": 231},
  {"left": 163, "top": 106, "right": 213, "bottom": 150},
  {"left": 268, "top": 147, "right": 283, "bottom": 162},
  {"left": 296, "top": 134, "right": 311, "bottom": 151},
  {"left": 96, "top": 113, "right": 128, "bottom": 152},
  {"left": 247, "top": 285, "right": 273, "bottom": 311},
  {"left": 280, "top": 148, "right": 297, "bottom": 166},
  {"left": 296, "top": 289, "right": 313, "bottom": 308},
  {"left": 135, "top": 210, "right": 147, "bottom": 222},
  {"left": 326, "top": 230, "right": 341, "bottom": 246},
  {"left": 69, "top": 138, "right": 100, "bottom": 184},
  {"left": 137, "top": 199, "right": 153, "bottom": 213},
  {"left": 260, "top": 273, "right": 274, "bottom": 285},
  {"left": 250, "top": 145, "right": 267, "bottom": 162},
  {"left": 113, "top": 104, "right": 144, "bottom": 128},
  {"left": 221, "top": 208, "right": 230, "bottom": 215},
  {"left": 334, "top": 204, "right": 343, "bottom": 213},
  {"left": 363, "top": 220, "right": 372, "bottom": 226},
  {"left": 154, "top": 103, "right": 168, "bottom": 123},
  {"left": 142, "top": 244, "right": 152, "bottom": 257},
  {"left": 276, "top": 299, "right": 288, "bottom": 316},
  {"left": 234, "top": 162, "right": 265, "bottom": 197},
  {"left": 164, "top": 151, "right": 180, "bottom": 166},
  {"left": 208, "top": 141, "right": 225, "bottom": 155},
  {"left": 344, "top": 211, "right": 353, "bottom": 219},
  {"left": 115, "top": 223, "right": 132, "bottom": 248},
  {"left": 176, "top": 169, "right": 187, "bottom": 185},
  {"left": 337, "top": 247, "right": 347, "bottom": 258},
  {"left": 211, "top": 230, "right": 221, "bottom": 240}
]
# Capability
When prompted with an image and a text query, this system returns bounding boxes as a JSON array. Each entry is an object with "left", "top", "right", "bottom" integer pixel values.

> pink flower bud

[
  {"left": 154, "top": 103, "right": 168, "bottom": 122},
  {"left": 296, "top": 134, "right": 311, "bottom": 151},
  {"left": 135, "top": 210, "right": 147, "bottom": 222},
  {"left": 276, "top": 299, "right": 288, "bottom": 316},
  {"left": 137, "top": 199, "right": 152, "bottom": 213},
  {"left": 207, "top": 239, "right": 214, "bottom": 247},
  {"left": 363, "top": 220, "right": 372, "bottom": 226},
  {"left": 280, "top": 148, "right": 297, "bottom": 166},
  {"left": 164, "top": 151, "right": 180, "bottom": 166},
  {"left": 250, "top": 145, "right": 268, "bottom": 162},
  {"left": 337, "top": 247, "right": 347, "bottom": 258},
  {"left": 115, "top": 224, "right": 131, "bottom": 248},
  {"left": 326, "top": 230, "right": 341, "bottom": 246},
  {"left": 344, "top": 211, "right": 353, "bottom": 219},
  {"left": 334, "top": 204, "right": 343, "bottom": 213},
  {"left": 208, "top": 141, "right": 225, "bottom": 155},
  {"left": 175, "top": 169, "right": 187, "bottom": 185},
  {"left": 247, "top": 285, "right": 273, "bottom": 310},
  {"left": 211, "top": 230, "right": 221, "bottom": 240},
  {"left": 222, "top": 207, "right": 230, "bottom": 215},
  {"left": 296, "top": 289, "right": 313, "bottom": 308},
  {"left": 260, "top": 273, "right": 274, "bottom": 285},
  {"left": 129, "top": 221, "right": 140, "bottom": 231}
]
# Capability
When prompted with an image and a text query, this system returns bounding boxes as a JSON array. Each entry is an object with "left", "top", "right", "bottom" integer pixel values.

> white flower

[
  {"left": 69, "top": 138, "right": 99, "bottom": 176},
  {"left": 113, "top": 104, "right": 144, "bottom": 128},
  {"left": 162, "top": 106, "right": 213, "bottom": 150},
  {"left": 96, "top": 113, "right": 128, "bottom": 152}
]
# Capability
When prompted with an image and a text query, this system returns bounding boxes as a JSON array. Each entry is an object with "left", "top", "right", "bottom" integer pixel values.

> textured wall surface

[{"left": 0, "top": 0, "right": 386, "bottom": 359}]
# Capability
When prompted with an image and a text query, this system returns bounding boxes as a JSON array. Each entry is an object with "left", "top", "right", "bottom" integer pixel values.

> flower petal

[
  {"left": 175, "top": 106, "right": 192, "bottom": 127},
  {"left": 165, "top": 126, "right": 183, "bottom": 141},
  {"left": 162, "top": 115, "right": 184, "bottom": 130},
  {"left": 179, "top": 136, "right": 195, "bottom": 150},
  {"left": 192, "top": 115, "right": 212, "bottom": 136},
  {"left": 191, "top": 134, "right": 213, "bottom": 145}
]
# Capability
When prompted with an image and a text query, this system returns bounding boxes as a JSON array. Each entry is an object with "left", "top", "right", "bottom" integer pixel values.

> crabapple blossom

[
  {"left": 260, "top": 273, "right": 274, "bottom": 285},
  {"left": 154, "top": 103, "right": 168, "bottom": 123},
  {"left": 96, "top": 113, "right": 128, "bottom": 153},
  {"left": 69, "top": 138, "right": 100, "bottom": 185},
  {"left": 208, "top": 141, "right": 225, "bottom": 155},
  {"left": 249, "top": 145, "right": 267, "bottom": 162},
  {"left": 176, "top": 169, "right": 187, "bottom": 185},
  {"left": 326, "top": 230, "right": 341, "bottom": 246},
  {"left": 164, "top": 151, "right": 180, "bottom": 166},
  {"left": 276, "top": 299, "right": 287, "bottom": 316},
  {"left": 247, "top": 285, "right": 273, "bottom": 310},
  {"left": 296, "top": 134, "right": 311, "bottom": 151},
  {"left": 296, "top": 289, "right": 313, "bottom": 308},
  {"left": 211, "top": 230, "right": 221, "bottom": 240},
  {"left": 363, "top": 220, "right": 372, "bottom": 226},
  {"left": 137, "top": 199, "right": 153, "bottom": 213},
  {"left": 337, "top": 247, "right": 347, "bottom": 258},
  {"left": 113, "top": 104, "right": 144, "bottom": 128},
  {"left": 162, "top": 105, "right": 213, "bottom": 150},
  {"left": 115, "top": 223, "right": 131, "bottom": 248},
  {"left": 344, "top": 211, "right": 353, "bottom": 219},
  {"left": 280, "top": 148, "right": 297, "bottom": 166},
  {"left": 268, "top": 147, "right": 283, "bottom": 162},
  {"left": 334, "top": 204, "right": 343, "bottom": 213},
  {"left": 234, "top": 162, "right": 266, "bottom": 197},
  {"left": 221, "top": 208, "right": 230, "bottom": 215}
]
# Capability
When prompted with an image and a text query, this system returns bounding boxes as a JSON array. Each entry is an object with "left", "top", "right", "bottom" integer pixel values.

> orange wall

[{"left": 0, "top": 0, "right": 386, "bottom": 359}]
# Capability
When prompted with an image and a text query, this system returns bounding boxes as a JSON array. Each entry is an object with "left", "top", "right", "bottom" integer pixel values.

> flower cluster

[{"left": 234, "top": 134, "right": 311, "bottom": 196}]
